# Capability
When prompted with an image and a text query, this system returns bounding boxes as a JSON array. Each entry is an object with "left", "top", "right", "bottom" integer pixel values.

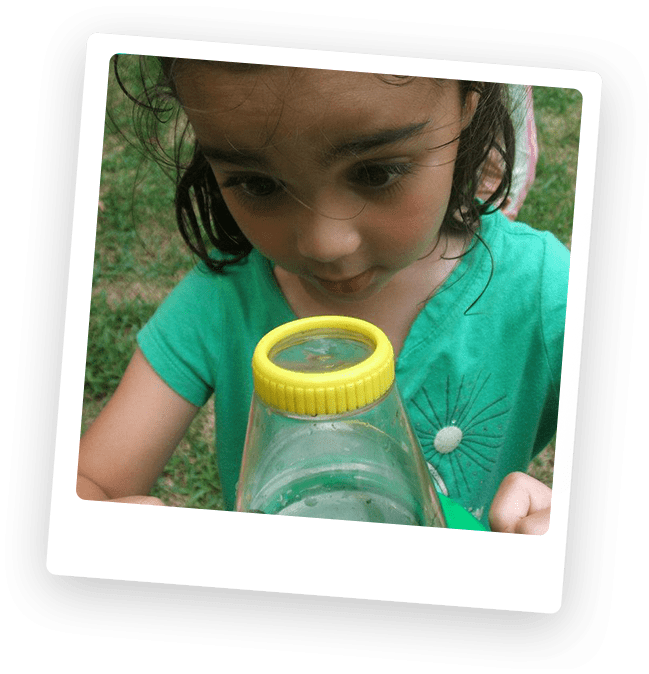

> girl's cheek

[
  {"left": 377, "top": 191, "right": 444, "bottom": 239},
  {"left": 237, "top": 214, "right": 293, "bottom": 254}
]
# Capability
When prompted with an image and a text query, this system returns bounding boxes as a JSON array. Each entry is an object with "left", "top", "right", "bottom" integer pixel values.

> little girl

[{"left": 78, "top": 56, "right": 567, "bottom": 533}]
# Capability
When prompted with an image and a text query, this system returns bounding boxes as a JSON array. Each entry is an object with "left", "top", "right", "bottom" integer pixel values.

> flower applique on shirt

[{"left": 410, "top": 370, "right": 511, "bottom": 517}]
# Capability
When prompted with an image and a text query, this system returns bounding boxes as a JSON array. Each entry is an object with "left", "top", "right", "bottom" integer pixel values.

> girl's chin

[{"left": 302, "top": 269, "right": 389, "bottom": 304}]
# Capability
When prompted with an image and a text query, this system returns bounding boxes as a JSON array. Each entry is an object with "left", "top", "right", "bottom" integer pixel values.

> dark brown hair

[{"left": 112, "top": 55, "right": 515, "bottom": 273}]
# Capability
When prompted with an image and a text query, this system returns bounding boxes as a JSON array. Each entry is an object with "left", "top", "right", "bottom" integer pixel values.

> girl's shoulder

[
  {"left": 141, "top": 248, "right": 290, "bottom": 348},
  {"left": 136, "top": 249, "right": 294, "bottom": 406},
  {"left": 482, "top": 208, "right": 570, "bottom": 251},
  {"left": 473, "top": 211, "right": 571, "bottom": 340},
  {"left": 171, "top": 248, "right": 280, "bottom": 303},
  {"left": 480, "top": 209, "right": 571, "bottom": 281}
]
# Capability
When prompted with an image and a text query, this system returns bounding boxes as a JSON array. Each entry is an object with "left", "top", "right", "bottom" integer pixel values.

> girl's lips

[{"left": 313, "top": 269, "right": 376, "bottom": 295}]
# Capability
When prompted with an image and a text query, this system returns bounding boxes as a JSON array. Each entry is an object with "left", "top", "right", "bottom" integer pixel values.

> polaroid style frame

[
  {"left": 13, "top": 7, "right": 647, "bottom": 667},
  {"left": 47, "top": 33, "right": 601, "bottom": 612}
]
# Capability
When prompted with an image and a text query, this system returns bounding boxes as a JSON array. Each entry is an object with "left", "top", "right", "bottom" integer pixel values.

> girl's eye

[
  {"left": 352, "top": 162, "right": 414, "bottom": 189},
  {"left": 218, "top": 162, "right": 416, "bottom": 205},
  {"left": 221, "top": 175, "right": 281, "bottom": 198}
]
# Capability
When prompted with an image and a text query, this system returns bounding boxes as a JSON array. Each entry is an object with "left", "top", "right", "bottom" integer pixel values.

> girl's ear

[{"left": 461, "top": 90, "right": 479, "bottom": 130}]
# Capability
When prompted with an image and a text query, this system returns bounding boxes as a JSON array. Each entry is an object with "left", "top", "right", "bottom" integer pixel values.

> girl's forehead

[{"left": 174, "top": 64, "right": 459, "bottom": 146}]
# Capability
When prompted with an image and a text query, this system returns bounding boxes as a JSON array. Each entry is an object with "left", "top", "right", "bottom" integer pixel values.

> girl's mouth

[{"left": 313, "top": 269, "right": 377, "bottom": 295}]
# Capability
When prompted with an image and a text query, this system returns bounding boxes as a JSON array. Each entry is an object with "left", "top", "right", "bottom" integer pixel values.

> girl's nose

[{"left": 295, "top": 199, "right": 363, "bottom": 264}]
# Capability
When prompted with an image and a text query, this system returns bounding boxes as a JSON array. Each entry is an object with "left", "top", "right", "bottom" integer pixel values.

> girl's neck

[{"left": 273, "top": 231, "right": 468, "bottom": 357}]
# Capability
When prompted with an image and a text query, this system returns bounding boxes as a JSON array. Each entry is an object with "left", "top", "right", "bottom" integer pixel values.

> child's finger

[
  {"left": 488, "top": 472, "right": 552, "bottom": 533},
  {"left": 513, "top": 507, "right": 551, "bottom": 535},
  {"left": 111, "top": 495, "right": 167, "bottom": 506}
]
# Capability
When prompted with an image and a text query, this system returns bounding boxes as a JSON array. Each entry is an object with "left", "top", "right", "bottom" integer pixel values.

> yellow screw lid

[{"left": 252, "top": 316, "right": 395, "bottom": 416}]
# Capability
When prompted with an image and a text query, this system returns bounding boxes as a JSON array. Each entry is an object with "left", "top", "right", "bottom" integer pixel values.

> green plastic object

[{"left": 437, "top": 493, "right": 488, "bottom": 531}]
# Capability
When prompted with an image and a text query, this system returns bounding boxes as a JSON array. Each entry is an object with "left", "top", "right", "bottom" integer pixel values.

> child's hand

[
  {"left": 110, "top": 495, "right": 166, "bottom": 506},
  {"left": 488, "top": 472, "right": 551, "bottom": 534}
]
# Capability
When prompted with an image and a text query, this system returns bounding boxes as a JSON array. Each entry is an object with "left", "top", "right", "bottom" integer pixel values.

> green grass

[
  {"left": 518, "top": 86, "right": 582, "bottom": 248},
  {"left": 83, "top": 57, "right": 223, "bottom": 509},
  {"left": 519, "top": 86, "right": 581, "bottom": 488},
  {"left": 82, "top": 63, "right": 581, "bottom": 506}
]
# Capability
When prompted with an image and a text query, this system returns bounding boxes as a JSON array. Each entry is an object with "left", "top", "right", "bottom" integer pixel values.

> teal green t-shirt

[{"left": 137, "top": 209, "right": 569, "bottom": 527}]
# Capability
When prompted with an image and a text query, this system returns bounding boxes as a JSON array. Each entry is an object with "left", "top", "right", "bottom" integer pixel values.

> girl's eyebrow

[
  {"left": 199, "top": 120, "right": 431, "bottom": 169},
  {"left": 321, "top": 121, "right": 430, "bottom": 165},
  {"left": 199, "top": 145, "right": 268, "bottom": 169}
]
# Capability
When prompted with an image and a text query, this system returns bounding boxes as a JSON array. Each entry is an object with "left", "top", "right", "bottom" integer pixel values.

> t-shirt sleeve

[
  {"left": 533, "top": 232, "right": 570, "bottom": 455},
  {"left": 137, "top": 265, "right": 220, "bottom": 408},
  {"left": 540, "top": 232, "right": 570, "bottom": 395}
]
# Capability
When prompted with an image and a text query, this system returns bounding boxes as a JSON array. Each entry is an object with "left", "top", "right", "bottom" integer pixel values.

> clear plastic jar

[{"left": 236, "top": 316, "right": 447, "bottom": 527}]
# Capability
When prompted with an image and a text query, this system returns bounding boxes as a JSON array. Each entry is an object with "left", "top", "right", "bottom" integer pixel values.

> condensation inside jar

[{"left": 268, "top": 328, "right": 375, "bottom": 373}]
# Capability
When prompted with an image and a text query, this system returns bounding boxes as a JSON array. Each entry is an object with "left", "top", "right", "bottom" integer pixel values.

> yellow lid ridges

[{"left": 252, "top": 316, "right": 394, "bottom": 416}]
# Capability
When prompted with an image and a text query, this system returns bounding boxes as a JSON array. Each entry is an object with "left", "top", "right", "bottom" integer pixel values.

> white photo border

[{"left": 47, "top": 33, "right": 601, "bottom": 613}]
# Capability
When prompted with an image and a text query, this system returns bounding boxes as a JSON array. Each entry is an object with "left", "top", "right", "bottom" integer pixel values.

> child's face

[{"left": 175, "top": 64, "right": 472, "bottom": 304}]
